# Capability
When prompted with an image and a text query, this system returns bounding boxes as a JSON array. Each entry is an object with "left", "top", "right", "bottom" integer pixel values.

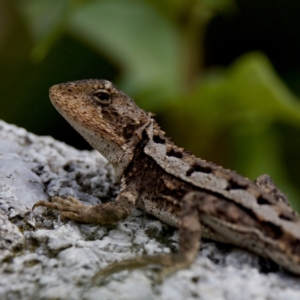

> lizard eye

[{"left": 91, "top": 89, "right": 111, "bottom": 105}]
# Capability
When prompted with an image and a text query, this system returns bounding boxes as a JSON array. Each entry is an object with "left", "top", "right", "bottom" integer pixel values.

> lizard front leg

[{"left": 33, "top": 182, "right": 137, "bottom": 225}]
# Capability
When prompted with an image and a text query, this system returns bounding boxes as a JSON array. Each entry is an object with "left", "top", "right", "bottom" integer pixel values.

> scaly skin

[{"left": 34, "top": 79, "right": 300, "bottom": 280}]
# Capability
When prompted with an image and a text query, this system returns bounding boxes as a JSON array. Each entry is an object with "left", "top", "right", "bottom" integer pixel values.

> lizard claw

[
  {"left": 33, "top": 196, "right": 84, "bottom": 211},
  {"left": 32, "top": 196, "right": 89, "bottom": 222}
]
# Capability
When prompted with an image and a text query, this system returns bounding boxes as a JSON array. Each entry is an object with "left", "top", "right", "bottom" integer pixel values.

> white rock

[{"left": 0, "top": 119, "right": 300, "bottom": 300}]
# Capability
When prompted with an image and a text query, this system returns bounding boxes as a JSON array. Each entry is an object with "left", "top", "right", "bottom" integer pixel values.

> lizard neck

[{"left": 61, "top": 115, "right": 128, "bottom": 180}]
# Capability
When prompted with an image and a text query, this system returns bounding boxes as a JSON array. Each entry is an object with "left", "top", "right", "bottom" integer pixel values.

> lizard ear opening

[{"left": 91, "top": 89, "right": 111, "bottom": 105}]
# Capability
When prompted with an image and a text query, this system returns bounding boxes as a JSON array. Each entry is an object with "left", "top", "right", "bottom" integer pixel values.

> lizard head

[{"left": 49, "top": 79, "right": 151, "bottom": 179}]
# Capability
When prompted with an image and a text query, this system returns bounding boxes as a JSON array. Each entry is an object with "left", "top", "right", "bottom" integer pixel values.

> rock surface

[{"left": 0, "top": 119, "right": 300, "bottom": 300}]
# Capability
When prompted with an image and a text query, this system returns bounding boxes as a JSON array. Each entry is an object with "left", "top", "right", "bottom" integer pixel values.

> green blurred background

[{"left": 2, "top": 0, "right": 300, "bottom": 210}]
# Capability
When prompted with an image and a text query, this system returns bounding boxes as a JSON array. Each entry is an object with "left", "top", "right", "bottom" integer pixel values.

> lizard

[{"left": 33, "top": 79, "right": 300, "bottom": 281}]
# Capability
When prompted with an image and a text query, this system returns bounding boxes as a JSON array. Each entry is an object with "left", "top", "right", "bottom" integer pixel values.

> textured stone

[{"left": 0, "top": 119, "right": 300, "bottom": 300}]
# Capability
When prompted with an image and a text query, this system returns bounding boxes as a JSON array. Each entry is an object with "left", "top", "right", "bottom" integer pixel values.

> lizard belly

[
  {"left": 136, "top": 195, "right": 180, "bottom": 228},
  {"left": 136, "top": 195, "right": 232, "bottom": 244}
]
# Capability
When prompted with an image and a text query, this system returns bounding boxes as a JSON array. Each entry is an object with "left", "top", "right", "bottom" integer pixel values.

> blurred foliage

[{"left": 1, "top": 0, "right": 300, "bottom": 210}]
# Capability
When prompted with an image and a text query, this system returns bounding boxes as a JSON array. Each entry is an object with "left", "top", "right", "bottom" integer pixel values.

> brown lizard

[{"left": 33, "top": 79, "right": 300, "bottom": 281}]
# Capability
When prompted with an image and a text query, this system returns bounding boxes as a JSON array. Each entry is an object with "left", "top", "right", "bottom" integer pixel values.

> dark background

[{"left": 1, "top": 0, "right": 300, "bottom": 209}]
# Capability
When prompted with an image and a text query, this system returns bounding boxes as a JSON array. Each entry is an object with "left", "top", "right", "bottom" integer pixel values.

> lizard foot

[
  {"left": 33, "top": 196, "right": 90, "bottom": 222},
  {"left": 33, "top": 191, "right": 135, "bottom": 225}
]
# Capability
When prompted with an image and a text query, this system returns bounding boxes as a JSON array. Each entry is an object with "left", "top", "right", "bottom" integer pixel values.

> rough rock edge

[{"left": 0, "top": 119, "right": 300, "bottom": 300}]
